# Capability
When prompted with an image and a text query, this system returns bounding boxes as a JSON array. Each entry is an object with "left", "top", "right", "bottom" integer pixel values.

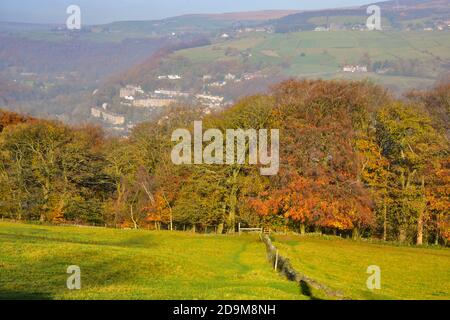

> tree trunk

[
  {"left": 161, "top": 193, "right": 173, "bottom": 231},
  {"left": 383, "top": 201, "right": 387, "bottom": 241},
  {"left": 217, "top": 223, "right": 224, "bottom": 234},
  {"left": 130, "top": 205, "right": 138, "bottom": 229},
  {"left": 399, "top": 226, "right": 407, "bottom": 243},
  {"left": 315, "top": 226, "right": 322, "bottom": 235},
  {"left": 435, "top": 214, "right": 440, "bottom": 245},
  {"left": 228, "top": 191, "right": 237, "bottom": 234},
  {"left": 352, "top": 227, "right": 360, "bottom": 240},
  {"left": 227, "top": 169, "right": 239, "bottom": 234},
  {"left": 416, "top": 211, "right": 424, "bottom": 245},
  {"left": 299, "top": 223, "right": 306, "bottom": 235},
  {"left": 416, "top": 176, "right": 425, "bottom": 246}
]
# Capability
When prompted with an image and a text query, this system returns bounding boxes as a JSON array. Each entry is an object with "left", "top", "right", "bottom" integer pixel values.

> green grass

[
  {"left": 0, "top": 222, "right": 302, "bottom": 300},
  {"left": 274, "top": 234, "right": 450, "bottom": 300},
  {"left": 1, "top": 222, "right": 449, "bottom": 300}
]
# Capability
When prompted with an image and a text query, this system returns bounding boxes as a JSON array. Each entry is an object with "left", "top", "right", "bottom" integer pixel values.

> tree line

[{"left": 0, "top": 79, "right": 448, "bottom": 245}]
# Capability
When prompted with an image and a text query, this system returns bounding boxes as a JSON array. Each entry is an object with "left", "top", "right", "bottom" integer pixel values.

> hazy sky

[{"left": 0, "top": 0, "right": 373, "bottom": 25}]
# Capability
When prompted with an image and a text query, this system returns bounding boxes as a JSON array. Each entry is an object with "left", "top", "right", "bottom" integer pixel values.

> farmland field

[
  {"left": 274, "top": 235, "right": 450, "bottom": 300},
  {"left": 0, "top": 222, "right": 449, "bottom": 300},
  {"left": 172, "top": 30, "right": 450, "bottom": 91}
]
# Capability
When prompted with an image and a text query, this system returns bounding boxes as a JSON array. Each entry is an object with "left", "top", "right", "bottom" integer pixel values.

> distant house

[
  {"left": 225, "top": 73, "right": 236, "bottom": 81},
  {"left": 91, "top": 108, "right": 102, "bottom": 118},
  {"left": 196, "top": 94, "right": 225, "bottom": 108},
  {"left": 195, "top": 94, "right": 224, "bottom": 103},
  {"left": 154, "top": 90, "right": 189, "bottom": 98},
  {"left": 208, "top": 81, "right": 227, "bottom": 87},
  {"left": 351, "top": 24, "right": 367, "bottom": 31},
  {"left": 158, "top": 75, "right": 182, "bottom": 80},
  {"left": 242, "top": 72, "right": 264, "bottom": 81},
  {"left": 314, "top": 26, "right": 329, "bottom": 32},
  {"left": 120, "top": 85, "right": 144, "bottom": 98},
  {"left": 342, "top": 65, "right": 368, "bottom": 73},
  {"left": 91, "top": 108, "right": 125, "bottom": 125},
  {"left": 133, "top": 98, "right": 175, "bottom": 108},
  {"left": 102, "top": 112, "right": 125, "bottom": 126}
]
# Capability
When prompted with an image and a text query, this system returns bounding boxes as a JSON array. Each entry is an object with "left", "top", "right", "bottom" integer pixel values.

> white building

[
  {"left": 102, "top": 112, "right": 125, "bottom": 125},
  {"left": 91, "top": 107, "right": 125, "bottom": 125},
  {"left": 91, "top": 108, "right": 102, "bottom": 118},
  {"left": 133, "top": 98, "right": 176, "bottom": 108},
  {"left": 120, "top": 85, "right": 144, "bottom": 98},
  {"left": 195, "top": 94, "right": 225, "bottom": 107},
  {"left": 342, "top": 65, "right": 368, "bottom": 73},
  {"left": 314, "top": 26, "right": 330, "bottom": 32},
  {"left": 225, "top": 73, "right": 236, "bottom": 81},
  {"left": 208, "top": 81, "right": 227, "bottom": 87},
  {"left": 158, "top": 75, "right": 182, "bottom": 80},
  {"left": 154, "top": 90, "right": 189, "bottom": 98}
]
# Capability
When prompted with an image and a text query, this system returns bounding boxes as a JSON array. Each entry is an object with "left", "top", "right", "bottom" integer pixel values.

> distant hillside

[
  {"left": 202, "top": 10, "right": 302, "bottom": 21},
  {"left": 100, "top": 10, "right": 300, "bottom": 36},
  {"left": 272, "top": 0, "right": 450, "bottom": 32}
]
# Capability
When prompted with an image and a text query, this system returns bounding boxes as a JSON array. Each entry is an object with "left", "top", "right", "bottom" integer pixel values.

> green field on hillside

[
  {"left": 0, "top": 222, "right": 449, "bottom": 300},
  {"left": 274, "top": 235, "right": 450, "bottom": 300},
  {"left": 177, "top": 31, "right": 450, "bottom": 67},
  {"left": 0, "top": 222, "right": 301, "bottom": 300},
  {"left": 173, "top": 30, "right": 450, "bottom": 91}
]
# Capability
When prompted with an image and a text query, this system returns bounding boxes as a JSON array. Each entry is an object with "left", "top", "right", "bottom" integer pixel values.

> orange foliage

[{"left": 0, "top": 110, "right": 36, "bottom": 133}]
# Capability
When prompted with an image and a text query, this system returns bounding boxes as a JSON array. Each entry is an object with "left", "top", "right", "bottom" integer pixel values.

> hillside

[
  {"left": 102, "top": 29, "right": 449, "bottom": 111},
  {"left": 102, "top": 10, "right": 300, "bottom": 34},
  {"left": 1, "top": 0, "right": 450, "bottom": 130},
  {"left": 272, "top": 0, "right": 450, "bottom": 32}
]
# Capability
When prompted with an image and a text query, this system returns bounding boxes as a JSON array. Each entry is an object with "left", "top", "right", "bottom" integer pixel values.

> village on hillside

[{"left": 90, "top": 71, "right": 270, "bottom": 133}]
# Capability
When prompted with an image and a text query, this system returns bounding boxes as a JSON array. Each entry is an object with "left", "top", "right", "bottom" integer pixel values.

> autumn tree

[{"left": 376, "top": 102, "right": 447, "bottom": 244}]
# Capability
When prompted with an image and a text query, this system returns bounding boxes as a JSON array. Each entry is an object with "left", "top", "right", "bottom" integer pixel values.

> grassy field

[
  {"left": 1, "top": 222, "right": 449, "bottom": 300},
  {"left": 0, "top": 222, "right": 301, "bottom": 300},
  {"left": 172, "top": 30, "right": 450, "bottom": 91},
  {"left": 274, "top": 235, "right": 450, "bottom": 300}
]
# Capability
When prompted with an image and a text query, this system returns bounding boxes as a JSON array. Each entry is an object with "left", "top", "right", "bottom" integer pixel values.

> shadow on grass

[
  {"left": 0, "top": 291, "right": 53, "bottom": 300},
  {"left": 299, "top": 280, "right": 323, "bottom": 300},
  {"left": 0, "top": 232, "right": 160, "bottom": 249}
]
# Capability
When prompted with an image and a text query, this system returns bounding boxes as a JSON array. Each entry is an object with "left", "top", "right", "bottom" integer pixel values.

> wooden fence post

[{"left": 274, "top": 249, "right": 279, "bottom": 271}]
